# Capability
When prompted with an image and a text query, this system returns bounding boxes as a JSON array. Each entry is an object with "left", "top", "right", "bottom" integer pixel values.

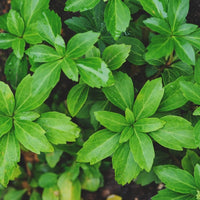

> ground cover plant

[{"left": 0, "top": 0, "right": 200, "bottom": 199}]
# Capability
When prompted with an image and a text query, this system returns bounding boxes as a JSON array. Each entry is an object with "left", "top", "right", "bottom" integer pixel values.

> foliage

[{"left": 0, "top": 0, "right": 200, "bottom": 199}]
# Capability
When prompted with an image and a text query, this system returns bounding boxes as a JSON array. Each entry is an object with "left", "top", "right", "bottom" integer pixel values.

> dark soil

[{"left": 0, "top": 0, "right": 198, "bottom": 199}]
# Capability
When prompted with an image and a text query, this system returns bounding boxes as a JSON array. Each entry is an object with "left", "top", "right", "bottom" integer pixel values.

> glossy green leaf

[
  {"left": 193, "top": 107, "right": 200, "bottom": 116},
  {"left": 104, "top": 0, "right": 131, "bottom": 40},
  {"left": 129, "top": 129, "right": 155, "bottom": 172},
  {"left": 125, "top": 108, "right": 135, "bottom": 124},
  {"left": 174, "top": 24, "right": 198, "bottom": 36},
  {"left": 26, "top": 45, "right": 62, "bottom": 62},
  {"left": 102, "top": 71, "right": 134, "bottom": 110},
  {"left": 0, "top": 115, "right": 12, "bottom": 137},
  {"left": 0, "top": 132, "right": 20, "bottom": 187},
  {"left": 102, "top": 44, "right": 131, "bottom": 70},
  {"left": 184, "top": 29, "right": 200, "bottom": 49},
  {"left": 66, "top": 31, "right": 99, "bottom": 59},
  {"left": 77, "top": 129, "right": 120, "bottom": 164},
  {"left": 159, "top": 78, "right": 188, "bottom": 112},
  {"left": 194, "top": 120, "right": 200, "bottom": 148},
  {"left": 65, "top": 0, "right": 100, "bottom": 12},
  {"left": 117, "top": 36, "right": 146, "bottom": 65},
  {"left": 133, "top": 78, "right": 164, "bottom": 120},
  {"left": 154, "top": 165, "right": 197, "bottom": 194},
  {"left": 113, "top": 143, "right": 141, "bottom": 185},
  {"left": 37, "top": 10, "right": 61, "bottom": 45},
  {"left": 14, "top": 120, "right": 53, "bottom": 154},
  {"left": 85, "top": 46, "right": 101, "bottom": 58},
  {"left": 174, "top": 36, "right": 195, "bottom": 65},
  {"left": 37, "top": 112, "right": 80, "bottom": 145},
  {"left": 12, "top": 38, "right": 25, "bottom": 59},
  {"left": 150, "top": 115, "right": 196, "bottom": 150},
  {"left": 42, "top": 186, "right": 59, "bottom": 200},
  {"left": 0, "top": 13, "right": 8, "bottom": 31},
  {"left": 21, "top": 0, "right": 50, "bottom": 26},
  {"left": 138, "top": 0, "right": 167, "bottom": 18},
  {"left": 4, "top": 53, "right": 28, "bottom": 89},
  {"left": 0, "top": 33, "right": 16, "bottom": 49},
  {"left": 95, "top": 111, "right": 129, "bottom": 132},
  {"left": 60, "top": 57, "right": 79, "bottom": 82},
  {"left": 134, "top": 118, "right": 165, "bottom": 133},
  {"left": 145, "top": 35, "right": 174, "bottom": 60},
  {"left": 54, "top": 35, "right": 66, "bottom": 56},
  {"left": 77, "top": 58, "right": 113, "bottom": 88},
  {"left": 180, "top": 81, "right": 200, "bottom": 105},
  {"left": 39, "top": 173, "right": 57, "bottom": 188},
  {"left": 7, "top": 9, "right": 24, "bottom": 37},
  {"left": 168, "top": 0, "right": 189, "bottom": 31},
  {"left": 67, "top": 84, "right": 89, "bottom": 117},
  {"left": 0, "top": 81, "right": 15, "bottom": 116},
  {"left": 144, "top": 17, "right": 171, "bottom": 35},
  {"left": 195, "top": 56, "right": 200, "bottom": 85},
  {"left": 119, "top": 126, "right": 134, "bottom": 143},
  {"left": 194, "top": 164, "right": 200, "bottom": 189},
  {"left": 152, "top": 189, "right": 195, "bottom": 200},
  {"left": 58, "top": 173, "right": 81, "bottom": 200},
  {"left": 14, "top": 111, "right": 40, "bottom": 121}
]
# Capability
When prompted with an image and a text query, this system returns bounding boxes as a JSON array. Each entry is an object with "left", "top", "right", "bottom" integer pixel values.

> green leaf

[
  {"left": 42, "top": 186, "right": 59, "bottom": 200},
  {"left": 184, "top": 29, "right": 200, "bottom": 50},
  {"left": 66, "top": 31, "right": 100, "bottom": 59},
  {"left": 7, "top": 9, "right": 24, "bottom": 37},
  {"left": 21, "top": 0, "right": 50, "bottom": 26},
  {"left": 129, "top": 129, "right": 155, "bottom": 172},
  {"left": 37, "top": 10, "right": 61, "bottom": 45},
  {"left": 0, "top": 81, "right": 15, "bottom": 116},
  {"left": 26, "top": 45, "right": 62, "bottom": 62},
  {"left": 152, "top": 189, "right": 195, "bottom": 200},
  {"left": 12, "top": 38, "right": 25, "bottom": 59},
  {"left": 193, "top": 107, "right": 200, "bottom": 116},
  {"left": 104, "top": 0, "right": 131, "bottom": 40},
  {"left": 65, "top": 0, "right": 100, "bottom": 12},
  {"left": 195, "top": 56, "right": 200, "bottom": 85},
  {"left": 60, "top": 57, "right": 79, "bottom": 82},
  {"left": 4, "top": 189, "right": 26, "bottom": 200},
  {"left": 64, "top": 17, "right": 92, "bottom": 33},
  {"left": 94, "top": 111, "right": 129, "bottom": 132},
  {"left": 174, "top": 36, "right": 195, "bottom": 65},
  {"left": 14, "top": 111, "right": 40, "bottom": 121},
  {"left": 4, "top": 53, "right": 28, "bottom": 89},
  {"left": 54, "top": 35, "right": 66, "bottom": 56},
  {"left": 145, "top": 35, "right": 174, "bottom": 60},
  {"left": 0, "top": 33, "right": 16, "bottom": 49},
  {"left": 194, "top": 164, "right": 200, "bottom": 189},
  {"left": 138, "top": 0, "right": 167, "bottom": 18},
  {"left": 150, "top": 115, "right": 196, "bottom": 150},
  {"left": 134, "top": 118, "right": 165, "bottom": 133},
  {"left": 133, "top": 78, "right": 164, "bottom": 120},
  {"left": 14, "top": 120, "right": 53, "bottom": 154},
  {"left": 154, "top": 165, "right": 197, "bottom": 194},
  {"left": 102, "top": 44, "right": 131, "bottom": 70},
  {"left": 30, "top": 191, "right": 41, "bottom": 200},
  {"left": 45, "top": 148, "right": 63, "bottom": 168},
  {"left": 0, "top": 115, "right": 12, "bottom": 137},
  {"left": 77, "top": 129, "right": 120, "bottom": 164},
  {"left": 58, "top": 173, "right": 81, "bottom": 200},
  {"left": 119, "top": 126, "right": 134, "bottom": 143},
  {"left": 117, "top": 36, "right": 146, "bottom": 65},
  {"left": 36, "top": 112, "right": 80, "bottom": 145},
  {"left": 77, "top": 58, "right": 113, "bottom": 88},
  {"left": 168, "top": 0, "right": 189, "bottom": 32},
  {"left": 113, "top": 143, "right": 141, "bottom": 185},
  {"left": 0, "top": 13, "right": 8, "bottom": 31},
  {"left": 102, "top": 71, "right": 134, "bottom": 110},
  {"left": 85, "top": 46, "right": 101, "bottom": 58},
  {"left": 67, "top": 84, "right": 89, "bottom": 117},
  {"left": 0, "top": 132, "right": 20, "bottom": 187},
  {"left": 143, "top": 17, "right": 171, "bottom": 35},
  {"left": 174, "top": 24, "right": 198, "bottom": 36},
  {"left": 194, "top": 120, "right": 200, "bottom": 148},
  {"left": 159, "top": 78, "right": 188, "bottom": 112},
  {"left": 39, "top": 173, "right": 57, "bottom": 188},
  {"left": 125, "top": 108, "right": 135, "bottom": 124},
  {"left": 180, "top": 81, "right": 200, "bottom": 105}
]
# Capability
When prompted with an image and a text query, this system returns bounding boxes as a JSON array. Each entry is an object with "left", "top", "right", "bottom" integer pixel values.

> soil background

[{"left": 0, "top": 0, "right": 199, "bottom": 199}]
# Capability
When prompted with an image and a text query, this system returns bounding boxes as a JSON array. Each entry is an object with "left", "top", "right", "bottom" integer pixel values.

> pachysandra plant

[{"left": 1, "top": 0, "right": 200, "bottom": 199}]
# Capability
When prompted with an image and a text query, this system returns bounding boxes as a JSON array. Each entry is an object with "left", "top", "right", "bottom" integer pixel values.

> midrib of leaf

[
  {"left": 12, "top": 15, "right": 21, "bottom": 35},
  {"left": 171, "top": 3, "right": 181, "bottom": 32},
  {"left": 106, "top": 50, "right": 125, "bottom": 66},
  {"left": 26, "top": 0, "right": 39, "bottom": 26},
  {"left": 154, "top": 37, "right": 171, "bottom": 53},
  {"left": 115, "top": 85, "right": 130, "bottom": 109}
]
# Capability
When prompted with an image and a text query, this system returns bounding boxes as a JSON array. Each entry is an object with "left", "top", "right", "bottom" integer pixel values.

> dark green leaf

[
  {"left": 102, "top": 71, "right": 134, "bottom": 110},
  {"left": 45, "top": 148, "right": 63, "bottom": 168},
  {"left": 0, "top": 13, "right": 8, "bottom": 31},
  {"left": 194, "top": 164, "right": 200, "bottom": 189},
  {"left": 4, "top": 189, "right": 26, "bottom": 200},
  {"left": 113, "top": 143, "right": 141, "bottom": 185},
  {"left": 77, "top": 129, "right": 120, "bottom": 164},
  {"left": 39, "top": 173, "right": 57, "bottom": 188},
  {"left": 184, "top": 29, "right": 200, "bottom": 50},
  {"left": 0, "top": 33, "right": 16, "bottom": 49},
  {"left": 133, "top": 78, "right": 164, "bottom": 120},
  {"left": 67, "top": 84, "right": 89, "bottom": 117},
  {"left": 0, "top": 115, "right": 12, "bottom": 137}
]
